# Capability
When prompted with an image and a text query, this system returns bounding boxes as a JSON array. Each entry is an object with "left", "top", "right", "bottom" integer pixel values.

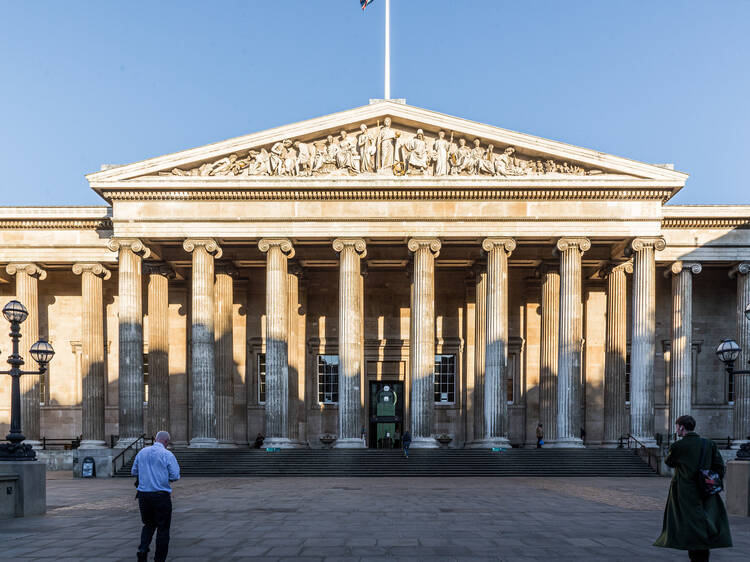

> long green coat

[{"left": 654, "top": 432, "right": 733, "bottom": 550}]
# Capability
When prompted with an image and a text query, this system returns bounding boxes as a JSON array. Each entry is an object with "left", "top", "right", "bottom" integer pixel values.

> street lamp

[
  {"left": 715, "top": 302, "right": 750, "bottom": 460},
  {"left": 0, "top": 300, "right": 55, "bottom": 461}
]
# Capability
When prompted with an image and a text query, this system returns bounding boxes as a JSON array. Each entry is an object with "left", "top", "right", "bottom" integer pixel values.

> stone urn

[
  {"left": 319, "top": 434, "right": 337, "bottom": 449},
  {"left": 436, "top": 433, "right": 453, "bottom": 448}
]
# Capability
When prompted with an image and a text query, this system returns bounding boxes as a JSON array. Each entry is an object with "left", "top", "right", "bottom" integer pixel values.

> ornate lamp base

[{"left": 0, "top": 442, "right": 37, "bottom": 461}]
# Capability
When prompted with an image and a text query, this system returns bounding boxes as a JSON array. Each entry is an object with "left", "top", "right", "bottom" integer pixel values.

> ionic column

[
  {"left": 73, "top": 263, "right": 111, "bottom": 447},
  {"left": 183, "top": 238, "right": 222, "bottom": 448},
  {"left": 407, "top": 238, "right": 441, "bottom": 448},
  {"left": 730, "top": 263, "right": 750, "bottom": 446},
  {"left": 481, "top": 238, "right": 515, "bottom": 447},
  {"left": 258, "top": 238, "right": 295, "bottom": 448},
  {"left": 6, "top": 263, "right": 46, "bottom": 444},
  {"left": 555, "top": 237, "right": 590, "bottom": 447},
  {"left": 144, "top": 262, "right": 174, "bottom": 438},
  {"left": 629, "top": 237, "right": 665, "bottom": 446},
  {"left": 333, "top": 238, "right": 367, "bottom": 447},
  {"left": 667, "top": 261, "right": 701, "bottom": 436},
  {"left": 107, "top": 238, "right": 151, "bottom": 447},
  {"left": 540, "top": 265, "right": 560, "bottom": 444},
  {"left": 601, "top": 262, "right": 632, "bottom": 446},
  {"left": 470, "top": 262, "right": 487, "bottom": 445},
  {"left": 214, "top": 262, "right": 237, "bottom": 446}
]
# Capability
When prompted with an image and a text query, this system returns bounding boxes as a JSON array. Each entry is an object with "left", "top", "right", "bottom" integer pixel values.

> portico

[{"left": 1, "top": 101, "right": 749, "bottom": 455}]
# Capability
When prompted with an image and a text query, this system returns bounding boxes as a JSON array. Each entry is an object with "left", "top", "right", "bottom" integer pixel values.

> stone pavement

[{"left": 1, "top": 472, "right": 749, "bottom": 561}]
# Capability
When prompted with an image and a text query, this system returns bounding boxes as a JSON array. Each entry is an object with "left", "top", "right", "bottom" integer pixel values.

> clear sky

[{"left": 1, "top": 1, "right": 748, "bottom": 206}]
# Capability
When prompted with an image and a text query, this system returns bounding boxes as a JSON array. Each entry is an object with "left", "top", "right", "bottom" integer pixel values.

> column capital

[
  {"left": 629, "top": 237, "right": 666, "bottom": 253},
  {"left": 729, "top": 262, "right": 750, "bottom": 278},
  {"left": 215, "top": 262, "right": 239, "bottom": 278},
  {"left": 332, "top": 238, "right": 367, "bottom": 258},
  {"left": 481, "top": 237, "right": 516, "bottom": 255},
  {"left": 407, "top": 237, "right": 441, "bottom": 257},
  {"left": 72, "top": 263, "right": 111, "bottom": 280},
  {"left": 258, "top": 238, "right": 295, "bottom": 258},
  {"left": 665, "top": 261, "right": 702, "bottom": 277},
  {"left": 599, "top": 261, "right": 633, "bottom": 278},
  {"left": 143, "top": 261, "right": 176, "bottom": 278},
  {"left": 107, "top": 237, "right": 152, "bottom": 258},
  {"left": 555, "top": 237, "right": 591, "bottom": 254},
  {"left": 183, "top": 238, "right": 222, "bottom": 258},
  {"left": 6, "top": 262, "right": 47, "bottom": 280}
]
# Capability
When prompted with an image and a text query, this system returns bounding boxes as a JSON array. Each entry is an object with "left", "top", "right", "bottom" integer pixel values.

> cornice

[
  {"left": 0, "top": 218, "right": 112, "bottom": 230},
  {"left": 662, "top": 217, "right": 750, "bottom": 229}
]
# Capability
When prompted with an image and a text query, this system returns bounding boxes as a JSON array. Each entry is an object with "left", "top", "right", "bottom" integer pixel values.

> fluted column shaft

[
  {"left": 108, "top": 239, "right": 150, "bottom": 446},
  {"left": 602, "top": 262, "right": 632, "bottom": 445},
  {"left": 668, "top": 262, "right": 701, "bottom": 434},
  {"left": 146, "top": 263, "right": 173, "bottom": 437},
  {"left": 259, "top": 239, "right": 294, "bottom": 446},
  {"left": 731, "top": 263, "right": 750, "bottom": 445},
  {"left": 629, "top": 237, "right": 665, "bottom": 446},
  {"left": 555, "top": 238, "right": 590, "bottom": 447},
  {"left": 73, "top": 263, "right": 110, "bottom": 446},
  {"left": 408, "top": 238, "right": 441, "bottom": 448},
  {"left": 473, "top": 264, "right": 487, "bottom": 442},
  {"left": 540, "top": 266, "right": 560, "bottom": 443},
  {"left": 482, "top": 238, "right": 515, "bottom": 446},
  {"left": 6, "top": 263, "right": 46, "bottom": 443},
  {"left": 333, "top": 239, "right": 367, "bottom": 447},
  {"left": 214, "top": 263, "right": 236, "bottom": 445},
  {"left": 183, "top": 238, "right": 222, "bottom": 447}
]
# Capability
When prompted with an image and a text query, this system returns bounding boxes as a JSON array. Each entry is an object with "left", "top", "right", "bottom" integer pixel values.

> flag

[{"left": 360, "top": 0, "right": 375, "bottom": 10}]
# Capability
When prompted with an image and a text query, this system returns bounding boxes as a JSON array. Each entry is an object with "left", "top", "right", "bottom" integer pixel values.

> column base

[
  {"left": 334, "top": 438, "right": 367, "bottom": 449},
  {"left": 79, "top": 440, "right": 108, "bottom": 449},
  {"left": 546, "top": 437, "right": 585, "bottom": 448},
  {"left": 467, "top": 438, "right": 511, "bottom": 449},
  {"left": 114, "top": 437, "right": 141, "bottom": 449},
  {"left": 263, "top": 437, "right": 305, "bottom": 449},
  {"left": 631, "top": 436, "right": 657, "bottom": 448},
  {"left": 731, "top": 439, "right": 750, "bottom": 450},
  {"left": 74, "top": 448, "right": 115, "bottom": 477},
  {"left": 410, "top": 436, "right": 440, "bottom": 449},
  {"left": 188, "top": 437, "right": 219, "bottom": 448},
  {"left": 217, "top": 441, "right": 239, "bottom": 449}
]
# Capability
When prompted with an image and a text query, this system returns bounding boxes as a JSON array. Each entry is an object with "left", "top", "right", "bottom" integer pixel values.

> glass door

[{"left": 368, "top": 381, "right": 404, "bottom": 449}]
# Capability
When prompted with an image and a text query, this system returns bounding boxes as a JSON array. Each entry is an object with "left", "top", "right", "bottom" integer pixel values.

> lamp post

[
  {"left": 0, "top": 300, "right": 55, "bottom": 461},
  {"left": 716, "top": 302, "right": 750, "bottom": 460}
]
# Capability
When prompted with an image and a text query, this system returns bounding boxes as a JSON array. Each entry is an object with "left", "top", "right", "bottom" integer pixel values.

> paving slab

[{"left": 2, "top": 472, "right": 749, "bottom": 560}]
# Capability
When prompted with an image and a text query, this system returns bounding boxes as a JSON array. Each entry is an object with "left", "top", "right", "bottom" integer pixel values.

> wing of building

[{"left": 2, "top": 100, "right": 749, "bottom": 460}]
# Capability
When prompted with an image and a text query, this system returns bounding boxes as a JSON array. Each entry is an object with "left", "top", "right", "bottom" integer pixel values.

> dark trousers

[
  {"left": 138, "top": 491, "right": 172, "bottom": 562},
  {"left": 403, "top": 442, "right": 411, "bottom": 457},
  {"left": 536, "top": 437, "right": 543, "bottom": 448},
  {"left": 688, "top": 550, "right": 710, "bottom": 562}
]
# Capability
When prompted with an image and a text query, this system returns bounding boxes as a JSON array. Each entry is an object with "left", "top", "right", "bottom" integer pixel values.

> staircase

[{"left": 115, "top": 448, "right": 657, "bottom": 477}]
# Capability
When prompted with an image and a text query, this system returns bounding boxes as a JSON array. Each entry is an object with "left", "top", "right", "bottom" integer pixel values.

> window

[
  {"left": 506, "top": 376, "right": 513, "bottom": 405},
  {"left": 258, "top": 353, "right": 266, "bottom": 404},
  {"left": 728, "top": 370, "right": 735, "bottom": 404},
  {"left": 317, "top": 355, "right": 339, "bottom": 404},
  {"left": 434, "top": 354, "right": 456, "bottom": 404},
  {"left": 625, "top": 351, "right": 631, "bottom": 404}
]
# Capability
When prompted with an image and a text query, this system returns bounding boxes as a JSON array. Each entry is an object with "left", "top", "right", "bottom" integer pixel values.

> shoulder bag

[{"left": 697, "top": 438, "right": 723, "bottom": 498}]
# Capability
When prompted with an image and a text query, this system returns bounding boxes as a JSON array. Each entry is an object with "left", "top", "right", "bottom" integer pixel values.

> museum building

[{"left": 1, "top": 100, "right": 749, "bottom": 455}]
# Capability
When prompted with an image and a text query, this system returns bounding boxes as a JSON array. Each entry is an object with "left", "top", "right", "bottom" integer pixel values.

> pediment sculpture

[{"left": 159, "top": 118, "right": 603, "bottom": 178}]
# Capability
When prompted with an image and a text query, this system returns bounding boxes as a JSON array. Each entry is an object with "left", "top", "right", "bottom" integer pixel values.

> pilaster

[
  {"left": 214, "top": 262, "right": 237, "bottom": 446},
  {"left": 540, "top": 264, "right": 560, "bottom": 445}
]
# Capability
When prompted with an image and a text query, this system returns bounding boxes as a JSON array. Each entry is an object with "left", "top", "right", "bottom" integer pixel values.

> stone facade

[{"left": 0, "top": 101, "right": 749, "bottom": 452}]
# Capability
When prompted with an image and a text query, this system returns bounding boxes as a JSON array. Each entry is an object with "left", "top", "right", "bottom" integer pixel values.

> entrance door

[{"left": 368, "top": 381, "right": 404, "bottom": 449}]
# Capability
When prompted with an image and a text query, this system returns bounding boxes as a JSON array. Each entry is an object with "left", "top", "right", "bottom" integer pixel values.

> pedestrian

[
  {"left": 536, "top": 423, "right": 544, "bottom": 448},
  {"left": 132, "top": 430, "right": 181, "bottom": 562},
  {"left": 654, "top": 415, "right": 732, "bottom": 561},
  {"left": 402, "top": 429, "right": 412, "bottom": 458},
  {"left": 252, "top": 432, "right": 265, "bottom": 449}
]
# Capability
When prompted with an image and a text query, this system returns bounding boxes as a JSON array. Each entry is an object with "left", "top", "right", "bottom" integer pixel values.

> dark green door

[{"left": 369, "top": 381, "right": 404, "bottom": 449}]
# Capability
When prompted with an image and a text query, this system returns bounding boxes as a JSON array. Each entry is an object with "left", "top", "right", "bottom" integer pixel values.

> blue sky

[{"left": 1, "top": 1, "right": 748, "bottom": 206}]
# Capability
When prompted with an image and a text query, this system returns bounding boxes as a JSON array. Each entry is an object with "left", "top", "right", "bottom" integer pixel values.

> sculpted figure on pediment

[
  {"left": 377, "top": 117, "right": 397, "bottom": 171},
  {"left": 358, "top": 124, "right": 376, "bottom": 173},
  {"left": 432, "top": 130, "right": 450, "bottom": 176},
  {"left": 405, "top": 129, "right": 430, "bottom": 174},
  {"left": 449, "top": 138, "right": 472, "bottom": 175},
  {"left": 337, "top": 130, "right": 360, "bottom": 173},
  {"left": 294, "top": 140, "right": 315, "bottom": 176}
]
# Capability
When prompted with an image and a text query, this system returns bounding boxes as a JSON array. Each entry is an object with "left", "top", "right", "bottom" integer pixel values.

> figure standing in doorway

[
  {"left": 402, "top": 430, "right": 412, "bottom": 458},
  {"left": 536, "top": 423, "right": 544, "bottom": 448}
]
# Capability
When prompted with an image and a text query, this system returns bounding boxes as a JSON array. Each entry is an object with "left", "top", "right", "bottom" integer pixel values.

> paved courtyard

[{"left": 1, "top": 472, "right": 749, "bottom": 561}]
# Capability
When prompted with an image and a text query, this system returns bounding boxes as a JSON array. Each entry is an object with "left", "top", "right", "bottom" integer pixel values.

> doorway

[{"left": 368, "top": 381, "right": 405, "bottom": 449}]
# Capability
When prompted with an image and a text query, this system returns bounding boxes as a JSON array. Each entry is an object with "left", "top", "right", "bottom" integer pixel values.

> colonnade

[{"left": 7, "top": 237, "right": 750, "bottom": 449}]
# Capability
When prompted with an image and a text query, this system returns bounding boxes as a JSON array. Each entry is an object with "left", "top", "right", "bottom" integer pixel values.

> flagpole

[{"left": 385, "top": 0, "right": 390, "bottom": 99}]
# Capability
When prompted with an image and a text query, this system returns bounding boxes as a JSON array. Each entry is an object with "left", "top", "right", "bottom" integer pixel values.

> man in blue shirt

[{"left": 132, "top": 431, "right": 180, "bottom": 562}]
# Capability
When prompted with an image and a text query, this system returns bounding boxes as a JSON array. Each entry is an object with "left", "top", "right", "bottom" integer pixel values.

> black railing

[
  {"left": 41, "top": 435, "right": 82, "bottom": 450},
  {"left": 111, "top": 434, "right": 148, "bottom": 476},
  {"left": 620, "top": 434, "right": 661, "bottom": 475}
]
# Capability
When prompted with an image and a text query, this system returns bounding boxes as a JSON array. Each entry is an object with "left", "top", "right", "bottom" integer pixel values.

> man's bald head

[{"left": 155, "top": 431, "right": 170, "bottom": 445}]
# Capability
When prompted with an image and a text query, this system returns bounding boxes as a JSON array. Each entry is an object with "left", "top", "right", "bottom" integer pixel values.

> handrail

[
  {"left": 622, "top": 434, "right": 662, "bottom": 475},
  {"left": 111, "top": 434, "right": 147, "bottom": 476},
  {"left": 41, "top": 435, "right": 82, "bottom": 450}
]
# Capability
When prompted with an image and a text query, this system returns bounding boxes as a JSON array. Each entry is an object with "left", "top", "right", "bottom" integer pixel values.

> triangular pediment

[{"left": 86, "top": 101, "right": 688, "bottom": 184}]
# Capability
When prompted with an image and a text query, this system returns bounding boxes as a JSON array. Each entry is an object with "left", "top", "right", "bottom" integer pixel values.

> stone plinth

[
  {"left": 726, "top": 460, "right": 750, "bottom": 516},
  {"left": 0, "top": 461, "right": 46, "bottom": 516},
  {"left": 73, "top": 448, "right": 116, "bottom": 478}
]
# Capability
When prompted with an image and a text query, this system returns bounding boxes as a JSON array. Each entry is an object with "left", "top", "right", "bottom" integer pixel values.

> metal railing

[
  {"left": 41, "top": 435, "right": 82, "bottom": 450},
  {"left": 619, "top": 434, "right": 662, "bottom": 475},
  {"left": 111, "top": 434, "right": 148, "bottom": 476}
]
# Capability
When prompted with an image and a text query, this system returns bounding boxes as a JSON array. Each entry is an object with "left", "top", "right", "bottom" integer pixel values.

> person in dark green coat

[{"left": 654, "top": 415, "right": 733, "bottom": 561}]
